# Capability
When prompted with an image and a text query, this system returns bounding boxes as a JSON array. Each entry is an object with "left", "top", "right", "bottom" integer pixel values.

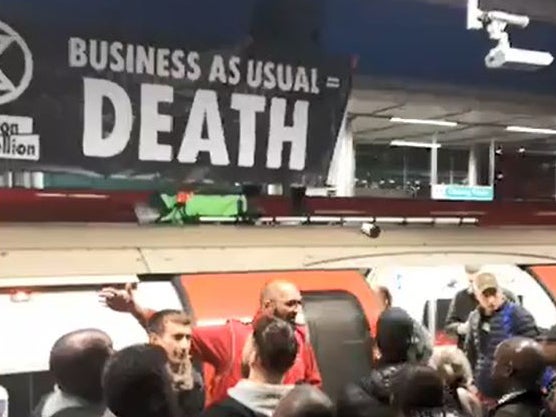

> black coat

[
  {"left": 337, "top": 363, "right": 406, "bottom": 417},
  {"left": 177, "top": 381, "right": 205, "bottom": 417},
  {"left": 200, "top": 398, "right": 265, "bottom": 417},
  {"left": 489, "top": 391, "right": 545, "bottom": 417}
]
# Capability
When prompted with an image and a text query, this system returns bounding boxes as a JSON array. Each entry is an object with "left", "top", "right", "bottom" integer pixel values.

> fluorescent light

[
  {"left": 506, "top": 126, "right": 556, "bottom": 135},
  {"left": 390, "top": 117, "right": 458, "bottom": 127},
  {"left": 390, "top": 140, "right": 442, "bottom": 149}
]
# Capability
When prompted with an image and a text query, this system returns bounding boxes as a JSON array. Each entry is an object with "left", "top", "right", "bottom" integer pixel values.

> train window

[
  {"left": 301, "top": 290, "right": 373, "bottom": 400},
  {"left": 422, "top": 298, "right": 452, "bottom": 330},
  {"left": 0, "top": 280, "right": 182, "bottom": 417}
]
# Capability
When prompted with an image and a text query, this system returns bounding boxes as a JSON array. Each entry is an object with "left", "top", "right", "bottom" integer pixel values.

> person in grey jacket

[{"left": 464, "top": 273, "right": 538, "bottom": 401}]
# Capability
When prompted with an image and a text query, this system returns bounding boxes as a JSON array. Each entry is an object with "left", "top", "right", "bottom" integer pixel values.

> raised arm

[{"left": 99, "top": 283, "right": 154, "bottom": 328}]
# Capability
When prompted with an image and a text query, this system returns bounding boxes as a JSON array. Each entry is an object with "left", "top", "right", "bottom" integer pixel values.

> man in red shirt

[{"left": 99, "top": 280, "right": 322, "bottom": 406}]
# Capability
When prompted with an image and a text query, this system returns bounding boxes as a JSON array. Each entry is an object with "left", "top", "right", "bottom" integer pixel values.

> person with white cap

[{"left": 464, "top": 272, "right": 538, "bottom": 403}]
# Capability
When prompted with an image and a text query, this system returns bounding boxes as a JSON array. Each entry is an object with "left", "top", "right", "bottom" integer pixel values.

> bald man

[
  {"left": 273, "top": 385, "right": 334, "bottom": 417},
  {"left": 99, "top": 281, "right": 322, "bottom": 406},
  {"left": 490, "top": 337, "right": 546, "bottom": 417},
  {"left": 32, "top": 329, "right": 114, "bottom": 417}
]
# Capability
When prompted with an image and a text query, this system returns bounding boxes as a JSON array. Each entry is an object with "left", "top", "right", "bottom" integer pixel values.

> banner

[{"left": 0, "top": 4, "right": 351, "bottom": 185}]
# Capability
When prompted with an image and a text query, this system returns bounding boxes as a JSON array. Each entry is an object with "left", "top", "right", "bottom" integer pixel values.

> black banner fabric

[{"left": 0, "top": 5, "right": 351, "bottom": 185}]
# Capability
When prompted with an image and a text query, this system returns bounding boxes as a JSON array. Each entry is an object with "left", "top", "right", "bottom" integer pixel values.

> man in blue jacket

[{"left": 464, "top": 272, "right": 538, "bottom": 402}]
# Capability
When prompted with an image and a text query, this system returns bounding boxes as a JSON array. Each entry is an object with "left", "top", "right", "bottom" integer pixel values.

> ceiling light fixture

[
  {"left": 390, "top": 117, "right": 458, "bottom": 127},
  {"left": 506, "top": 126, "right": 556, "bottom": 135},
  {"left": 390, "top": 140, "right": 442, "bottom": 149}
]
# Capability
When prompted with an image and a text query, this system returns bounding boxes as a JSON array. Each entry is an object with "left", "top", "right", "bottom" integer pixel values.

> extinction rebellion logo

[{"left": 0, "top": 19, "right": 39, "bottom": 161}]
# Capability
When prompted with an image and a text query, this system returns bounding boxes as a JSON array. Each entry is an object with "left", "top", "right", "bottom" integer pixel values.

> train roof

[{"left": 1, "top": 222, "right": 556, "bottom": 278}]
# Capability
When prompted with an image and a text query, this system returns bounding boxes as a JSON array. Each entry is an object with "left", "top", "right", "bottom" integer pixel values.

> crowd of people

[{"left": 19, "top": 268, "right": 556, "bottom": 417}]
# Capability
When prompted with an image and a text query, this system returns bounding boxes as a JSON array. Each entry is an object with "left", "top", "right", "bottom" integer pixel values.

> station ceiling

[{"left": 349, "top": 88, "right": 556, "bottom": 152}]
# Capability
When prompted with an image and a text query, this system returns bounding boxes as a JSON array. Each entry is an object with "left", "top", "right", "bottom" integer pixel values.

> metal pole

[
  {"left": 489, "top": 140, "right": 496, "bottom": 186},
  {"left": 403, "top": 152, "right": 408, "bottom": 190},
  {"left": 0, "top": 171, "right": 12, "bottom": 188},
  {"left": 430, "top": 135, "right": 438, "bottom": 186},
  {"left": 427, "top": 297, "right": 437, "bottom": 337},
  {"left": 449, "top": 155, "right": 454, "bottom": 184},
  {"left": 468, "top": 144, "right": 478, "bottom": 186}
]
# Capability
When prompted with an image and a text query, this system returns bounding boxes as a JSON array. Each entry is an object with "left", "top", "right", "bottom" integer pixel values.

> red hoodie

[{"left": 141, "top": 309, "right": 322, "bottom": 406}]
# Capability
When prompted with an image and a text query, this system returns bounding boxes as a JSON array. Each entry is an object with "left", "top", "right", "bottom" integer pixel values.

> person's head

[
  {"left": 49, "top": 328, "right": 113, "bottom": 403},
  {"left": 273, "top": 385, "right": 334, "bottom": 417},
  {"left": 464, "top": 265, "right": 481, "bottom": 285},
  {"left": 491, "top": 337, "right": 546, "bottom": 395},
  {"left": 375, "top": 307, "right": 414, "bottom": 364},
  {"left": 242, "top": 315, "right": 299, "bottom": 384},
  {"left": 147, "top": 310, "right": 192, "bottom": 366},
  {"left": 429, "top": 346, "right": 473, "bottom": 388},
  {"left": 376, "top": 286, "right": 392, "bottom": 312},
  {"left": 147, "top": 310, "right": 193, "bottom": 390},
  {"left": 391, "top": 365, "right": 445, "bottom": 416},
  {"left": 473, "top": 273, "right": 505, "bottom": 315},
  {"left": 537, "top": 325, "right": 556, "bottom": 367},
  {"left": 103, "top": 344, "right": 178, "bottom": 417},
  {"left": 260, "top": 280, "right": 303, "bottom": 324}
]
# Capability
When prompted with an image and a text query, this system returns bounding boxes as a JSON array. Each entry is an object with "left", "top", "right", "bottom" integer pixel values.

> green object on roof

[
  {"left": 185, "top": 195, "right": 247, "bottom": 217},
  {"left": 153, "top": 193, "right": 247, "bottom": 224}
]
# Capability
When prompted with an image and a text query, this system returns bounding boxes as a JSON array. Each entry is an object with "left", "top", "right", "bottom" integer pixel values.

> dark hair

[
  {"left": 103, "top": 344, "right": 178, "bottom": 417},
  {"left": 252, "top": 315, "right": 298, "bottom": 376},
  {"left": 49, "top": 329, "right": 112, "bottom": 403},
  {"left": 146, "top": 309, "right": 191, "bottom": 336},
  {"left": 376, "top": 307, "right": 414, "bottom": 364},
  {"left": 377, "top": 286, "right": 392, "bottom": 308},
  {"left": 391, "top": 365, "right": 444, "bottom": 413}
]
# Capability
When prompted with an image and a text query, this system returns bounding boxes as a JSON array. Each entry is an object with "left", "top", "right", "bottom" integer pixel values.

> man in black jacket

[
  {"left": 337, "top": 307, "right": 425, "bottom": 417},
  {"left": 465, "top": 273, "right": 538, "bottom": 401},
  {"left": 490, "top": 337, "right": 546, "bottom": 417},
  {"left": 445, "top": 265, "right": 517, "bottom": 349}
]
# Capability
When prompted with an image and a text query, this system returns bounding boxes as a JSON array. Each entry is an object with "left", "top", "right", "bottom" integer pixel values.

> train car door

[{"left": 302, "top": 290, "right": 374, "bottom": 400}]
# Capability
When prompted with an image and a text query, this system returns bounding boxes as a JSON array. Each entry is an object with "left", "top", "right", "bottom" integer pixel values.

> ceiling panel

[
  {"left": 503, "top": 132, "right": 556, "bottom": 142},
  {"left": 356, "top": 124, "right": 458, "bottom": 141},
  {"left": 352, "top": 116, "right": 392, "bottom": 132},
  {"left": 450, "top": 110, "right": 521, "bottom": 125},
  {"left": 348, "top": 98, "right": 404, "bottom": 115},
  {"left": 374, "top": 103, "right": 468, "bottom": 119},
  {"left": 425, "top": 128, "right": 555, "bottom": 143},
  {"left": 437, "top": 126, "right": 505, "bottom": 141},
  {"left": 508, "top": 116, "right": 556, "bottom": 129}
]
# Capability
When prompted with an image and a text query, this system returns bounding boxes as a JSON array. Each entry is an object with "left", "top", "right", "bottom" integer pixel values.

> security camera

[
  {"left": 467, "top": 0, "right": 554, "bottom": 70},
  {"left": 485, "top": 44, "right": 554, "bottom": 70},
  {"left": 484, "top": 11, "right": 529, "bottom": 28},
  {"left": 361, "top": 223, "right": 381, "bottom": 239},
  {"left": 467, "top": 0, "right": 530, "bottom": 31}
]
